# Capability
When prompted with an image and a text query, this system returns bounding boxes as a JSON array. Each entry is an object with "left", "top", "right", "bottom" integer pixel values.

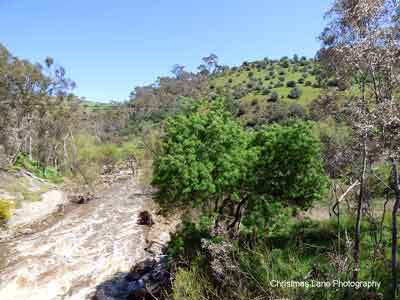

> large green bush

[
  {"left": 152, "top": 100, "right": 256, "bottom": 212},
  {"left": 153, "top": 101, "right": 327, "bottom": 234},
  {"left": 252, "top": 122, "right": 328, "bottom": 209},
  {"left": 72, "top": 135, "right": 143, "bottom": 185}
]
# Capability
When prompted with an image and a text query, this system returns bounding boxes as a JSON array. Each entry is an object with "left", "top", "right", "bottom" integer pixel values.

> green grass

[
  {"left": 211, "top": 61, "right": 321, "bottom": 106},
  {"left": 171, "top": 261, "right": 213, "bottom": 300},
  {"left": 166, "top": 213, "right": 396, "bottom": 300},
  {"left": 13, "top": 153, "right": 63, "bottom": 184},
  {"left": 80, "top": 99, "right": 119, "bottom": 113}
]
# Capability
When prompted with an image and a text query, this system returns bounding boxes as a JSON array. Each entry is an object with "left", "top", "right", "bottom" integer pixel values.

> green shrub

[
  {"left": 268, "top": 91, "right": 279, "bottom": 102},
  {"left": 280, "top": 60, "right": 289, "bottom": 68},
  {"left": 262, "top": 88, "right": 271, "bottom": 95},
  {"left": 72, "top": 135, "right": 142, "bottom": 185},
  {"left": 254, "top": 84, "right": 262, "bottom": 93},
  {"left": 252, "top": 122, "right": 328, "bottom": 210},
  {"left": 286, "top": 80, "right": 296, "bottom": 88},
  {"left": 312, "top": 82, "right": 320, "bottom": 88},
  {"left": 0, "top": 199, "right": 15, "bottom": 223},
  {"left": 14, "top": 154, "right": 63, "bottom": 184},
  {"left": 327, "top": 78, "right": 338, "bottom": 87},
  {"left": 171, "top": 263, "right": 211, "bottom": 300},
  {"left": 167, "top": 214, "right": 218, "bottom": 265},
  {"left": 152, "top": 100, "right": 256, "bottom": 212},
  {"left": 97, "top": 143, "right": 121, "bottom": 168},
  {"left": 288, "top": 87, "right": 302, "bottom": 99},
  {"left": 288, "top": 103, "right": 307, "bottom": 119}
]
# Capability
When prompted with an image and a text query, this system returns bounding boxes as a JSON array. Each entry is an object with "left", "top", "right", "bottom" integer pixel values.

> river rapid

[{"left": 0, "top": 176, "right": 164, "bottom": 300}]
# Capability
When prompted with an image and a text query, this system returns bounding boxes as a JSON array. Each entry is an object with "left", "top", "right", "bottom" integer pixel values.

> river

[{"left": 0, "top": 176, "right": 163, "bottom": 300}]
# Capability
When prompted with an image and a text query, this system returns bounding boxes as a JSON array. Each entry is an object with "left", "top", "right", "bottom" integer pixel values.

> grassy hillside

[
  {"left": 209, "top": 57, "right": 327, "bottom": 125},
  {"left": 212, "top": 58, "right": 321, "bottom": 103}
]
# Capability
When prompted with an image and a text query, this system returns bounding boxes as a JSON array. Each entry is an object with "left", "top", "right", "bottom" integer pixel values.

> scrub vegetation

[{"left": 1, "top": 1, "right": 400, "bottom": 299}]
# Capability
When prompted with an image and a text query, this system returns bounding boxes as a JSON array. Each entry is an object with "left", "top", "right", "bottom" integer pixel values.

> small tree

[
  {"left": 322, "top": 1, "right": 400, "bottom": 291},
  {"left": 253, "top": 122, "right": 328, "bottom": 208},
  {"left": 268, "top": 92, "right": 279, "bottom": 102},
  {"left": 241, "top": 122, "right": 328, "bottom": 235},
  {"left": 120, "top": 142, "right": 143, "bottom": 178},
  {"left": 286, "top": 80, "right": 296, "bottom": 88},
  {"left": 152, "top": 100, "right": 256, "bottom": 218},
  {"left": 288, "top": 87, "right": 302, "bottom": 99}
]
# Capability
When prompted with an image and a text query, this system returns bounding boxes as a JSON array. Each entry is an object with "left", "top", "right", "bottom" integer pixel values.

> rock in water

[
  {"left": 94, "top": 256, "right": 169, "bottom": 300},
  {"left": 137, "top": 211, "right": 154, "bottom": 225}
]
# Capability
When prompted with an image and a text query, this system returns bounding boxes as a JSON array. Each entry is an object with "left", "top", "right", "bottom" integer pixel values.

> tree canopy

[{"left": 153, "top": 100, "right": 328, "bottom": 231}]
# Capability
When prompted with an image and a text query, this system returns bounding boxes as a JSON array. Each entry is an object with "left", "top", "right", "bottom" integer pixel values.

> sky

[{"left": 0, "top": 0, "right": 332, "bottom": 102}]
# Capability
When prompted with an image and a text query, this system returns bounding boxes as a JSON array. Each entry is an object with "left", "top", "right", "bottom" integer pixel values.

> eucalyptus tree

[
  {"left": 0, "top": 44, "right": 77, "bottom": 169},
  {"left": 321, "top": 0, "right": 400, "bottom": 295}
]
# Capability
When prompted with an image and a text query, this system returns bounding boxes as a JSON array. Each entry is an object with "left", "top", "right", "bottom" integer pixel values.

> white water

[{"left": 0, "top": 179, "right": 155, "bottom": 300}]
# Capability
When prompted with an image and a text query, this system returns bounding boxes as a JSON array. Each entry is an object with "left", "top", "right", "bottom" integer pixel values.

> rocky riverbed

[{"left": 0, "top": 174, "right": 179, "bottom": 300}]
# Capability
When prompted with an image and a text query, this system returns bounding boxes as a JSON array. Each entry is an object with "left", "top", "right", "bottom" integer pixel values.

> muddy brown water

[{"left": 0, "top": 178, "right": 156, "bottom": 300}]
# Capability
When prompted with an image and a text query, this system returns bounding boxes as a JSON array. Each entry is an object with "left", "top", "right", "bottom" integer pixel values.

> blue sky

[{"left": 0, "top": 0, "right": 331, "bottom": 102}]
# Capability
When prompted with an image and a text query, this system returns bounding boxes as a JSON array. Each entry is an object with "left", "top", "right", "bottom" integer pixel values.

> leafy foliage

[
  {"left": 153, "top": 100, "right": 256, "bottom": 211},
  {"left": 154, "top": 101, "right": 328, "bottom": 241},
  {"left": 0, "top": 44, "right": 77, "bottom": 169},
  {"left": 252, "top": 122, "right": 328, "bottom": 209},
  {"left": 14, "top": 153, "right": 63, "bottom": 183},
  {"left": 288, "top": 86, "right": 302, "bottom": 99}
]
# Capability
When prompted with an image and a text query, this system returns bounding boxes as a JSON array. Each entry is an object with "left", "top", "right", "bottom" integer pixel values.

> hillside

[
  {"left": 80, "top": 56, "right": 327, "bottom": 128},
  {"left": 209, "top": 56, "right": 326, "bottom": 125},
  {"left": 212, "top": 57, "right": 321, "bottom": 104},
  {"left": 122, "top": 55, "right": 333, "bottom": 131}
]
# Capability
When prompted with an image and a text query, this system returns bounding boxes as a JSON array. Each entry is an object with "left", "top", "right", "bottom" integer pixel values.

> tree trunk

[
  {"left": 391, "top": 159, "right": 400, "bottom": 300},
  {"left": 228, "top": 197, "right": 247, "bottom": 231},
  {"left": 353, "top": 137, "right": 367, "bottom": 281},
  {"left": 28, "top": 135, "right": 32, "bottom": 160}
]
